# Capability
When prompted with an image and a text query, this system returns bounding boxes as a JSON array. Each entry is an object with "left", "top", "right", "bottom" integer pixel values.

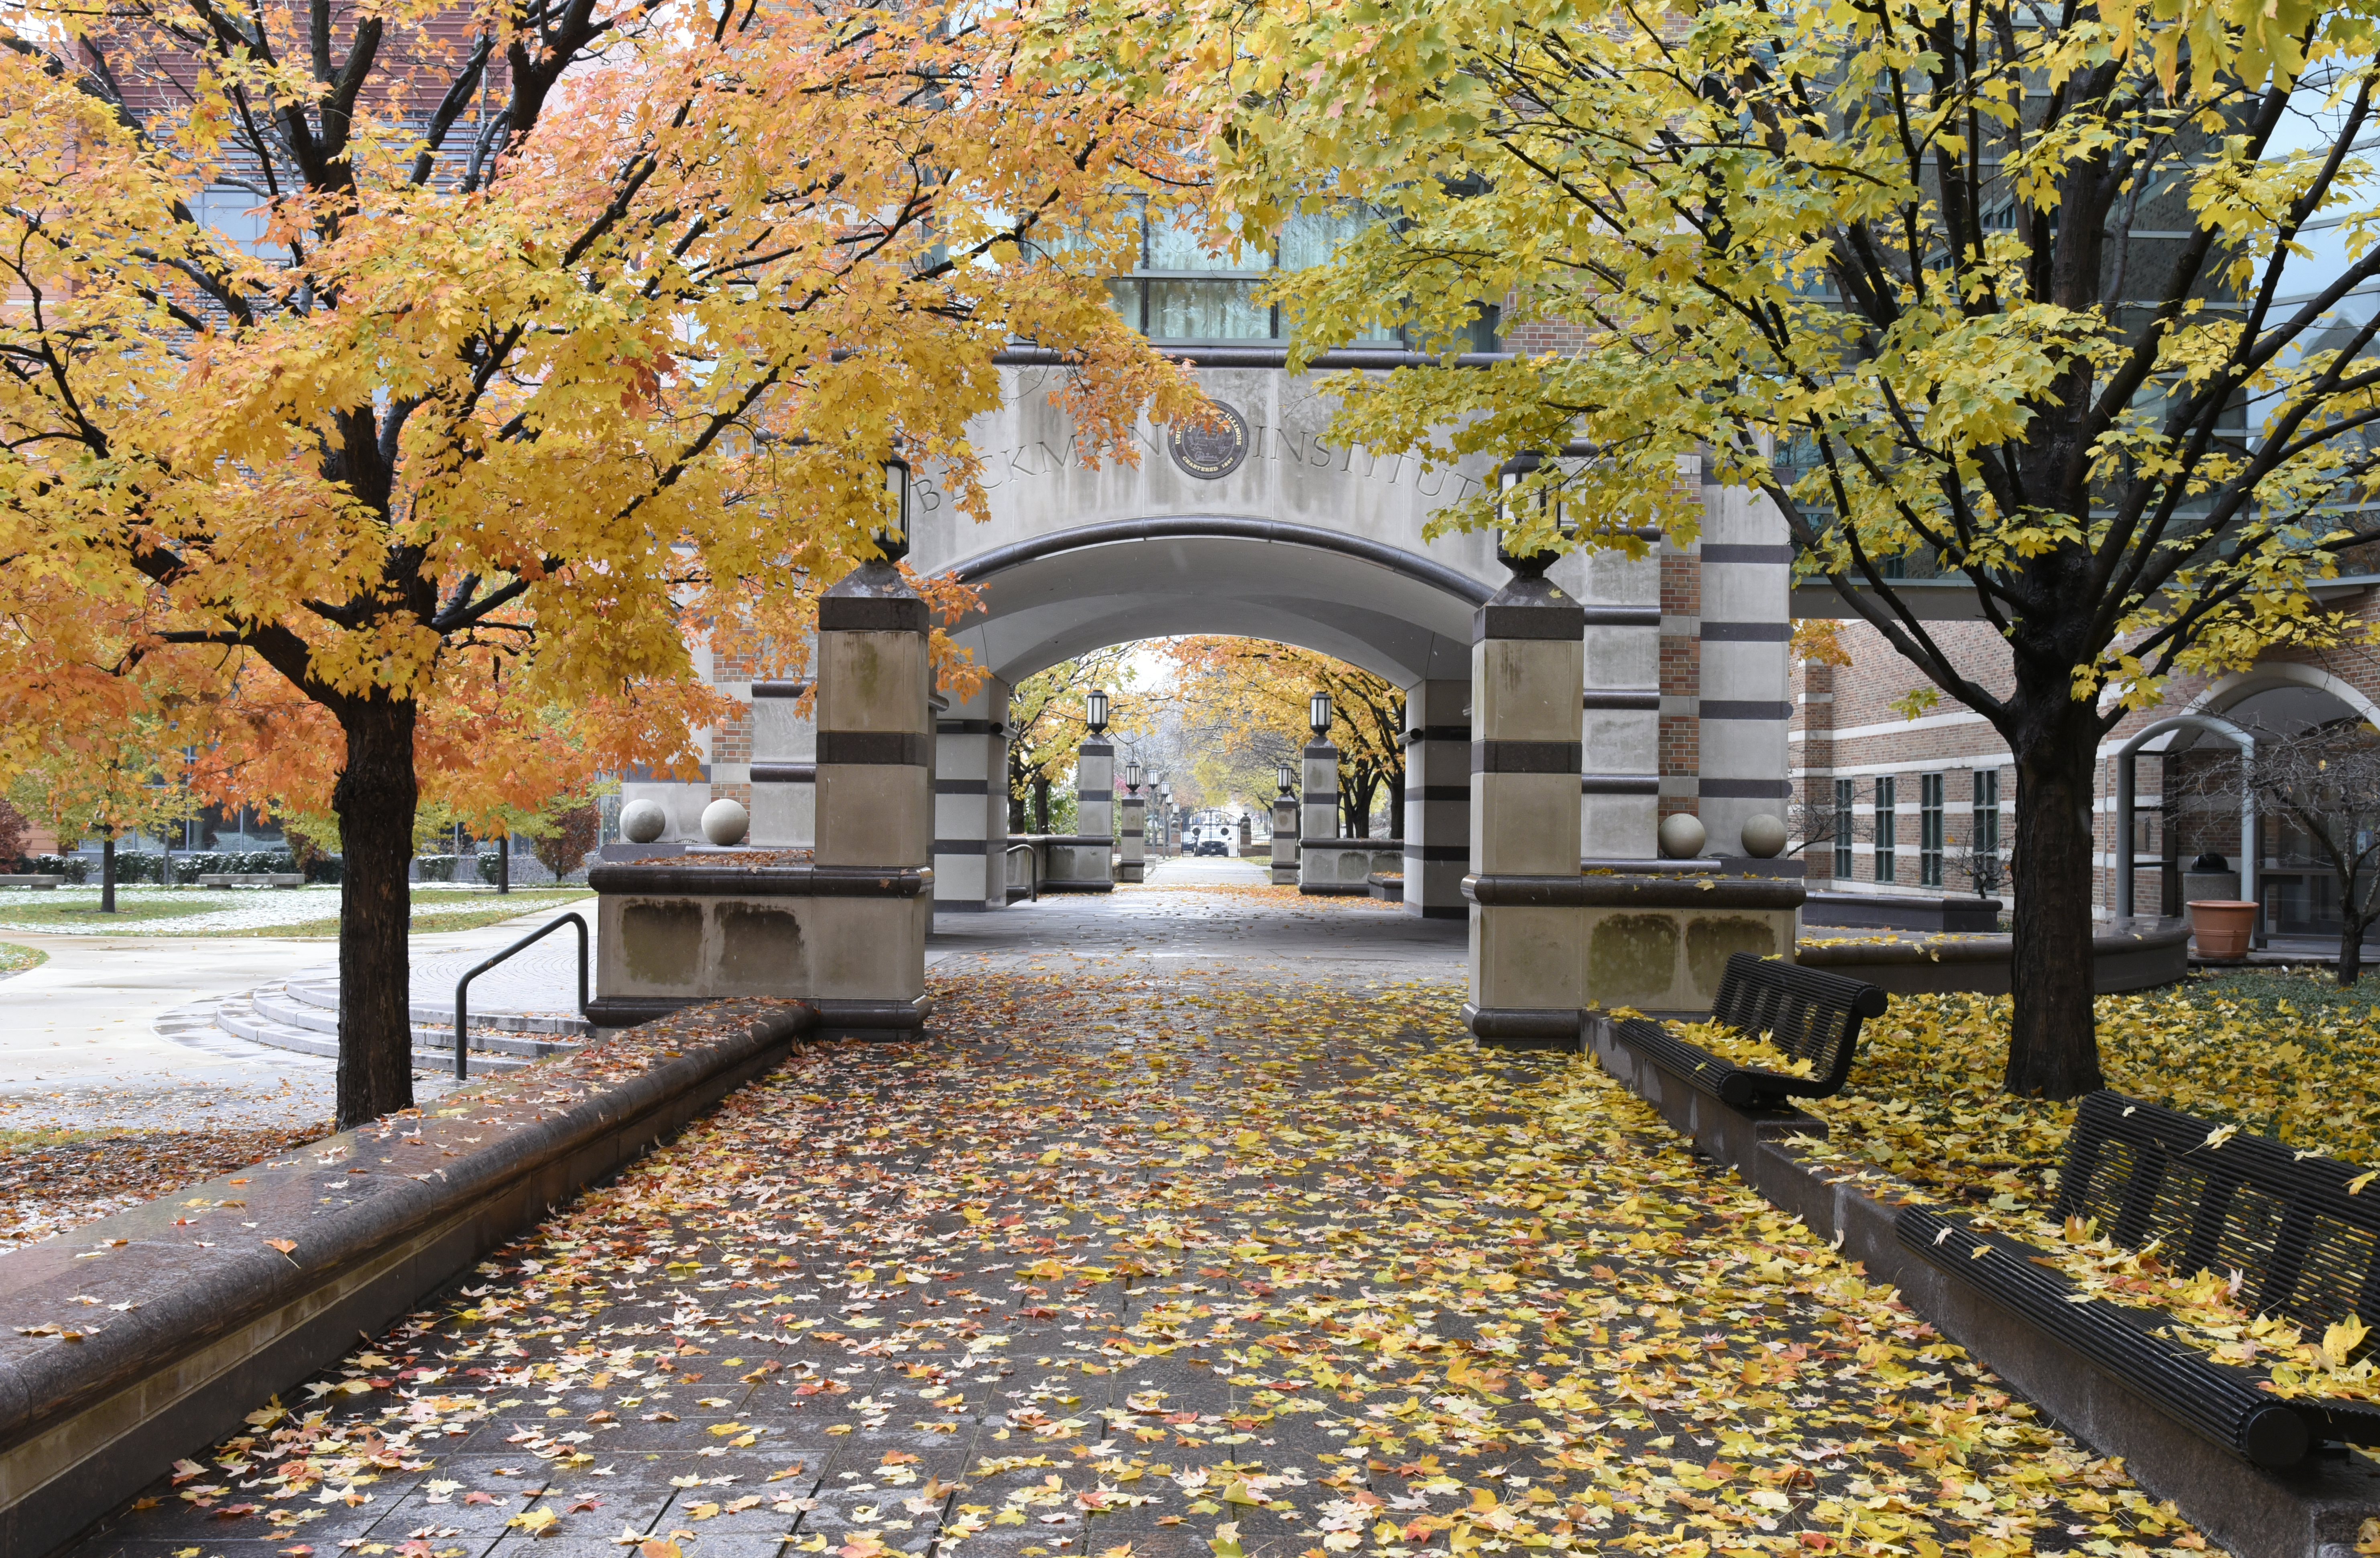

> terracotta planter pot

[{"left": 2187, "top": 899, "right": 2258, "bottom": 960}]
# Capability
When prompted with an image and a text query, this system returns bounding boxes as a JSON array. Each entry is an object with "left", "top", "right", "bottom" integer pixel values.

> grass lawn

[
  {"left": 0, "top": 895, "right": 218, "bottom": 928},
  {"left": 229, "top": 887, "right": 594, "bottom": 939},
  {"left": 0, "top": 943, "right": 45, "bottom": 974}
]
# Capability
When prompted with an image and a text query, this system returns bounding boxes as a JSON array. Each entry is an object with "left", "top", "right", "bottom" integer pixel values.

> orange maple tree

[
  {"left": 0, "top": 0, "right": 1201, "bottom": 1122},
  {"left": 1156, "top": 638, "right": 1406, "bottom": 837}
]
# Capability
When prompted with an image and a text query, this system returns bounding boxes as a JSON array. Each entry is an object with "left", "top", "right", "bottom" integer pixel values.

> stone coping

[
  {"left": 1585, "top": 1015, "right": 2380, "bottom": 1558},
  {"left": 1804, "top": 890, "right": 2003, "bottom": 933},
  {"left": 586, "top": 860, "right": 924, "bottom": 897},
  {"left": 1464, "top": 871, "right": 1808, "bottom": 910},
  {"left": 0, "top": 998, "right": 811, "bottom": 1558},
  {"left": 1796, "top": 917, "right": 2189, "bottom": 995}
]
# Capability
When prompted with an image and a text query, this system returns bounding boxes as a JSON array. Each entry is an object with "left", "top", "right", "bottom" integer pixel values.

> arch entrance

[{"left": 690, "top": 357, "right": 1794, "bottom": 934}]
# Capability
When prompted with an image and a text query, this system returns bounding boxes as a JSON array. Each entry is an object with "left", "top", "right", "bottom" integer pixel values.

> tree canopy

[{"left": 1123, "top": 0, "right": 2380, "bottom": 1094}]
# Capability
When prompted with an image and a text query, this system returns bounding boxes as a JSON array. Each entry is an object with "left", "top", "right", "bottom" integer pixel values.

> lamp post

[
  {"left": 1118, "top": 757, "right": 1145, "bottom": 882},
  {"left": 1076, "top": 691, "right": 1117, "bottom": 891},
  {"left": 1271, "top": 758, "right": 1300, "bottom": 884},
  {"left": 1302, "top": 694, "right": 1341, "bottom": 880},
  {"left": 1310, "top": 690, "right": 1332, "bottom": 738}
]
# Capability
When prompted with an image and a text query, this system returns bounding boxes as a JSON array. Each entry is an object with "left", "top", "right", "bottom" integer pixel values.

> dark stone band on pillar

[
  {"left": 1699, "top": 777, "right": 1795, "bottom": 798},
  {"left": 1404, "top": 843, "right": 1469, "bottom": 861},
  {"left": 932, "top": 839, "right": 990, "bottom": 854},
  {"left": 1079, "top": 740, "right": 1113, "bottom": 758},
  {"left": 819, "top": 595, "right": 929, "bottom": 633},
  {"left": 1404, "top": 784, "right": 1470, "bottom": 802},
  {"left": 1577, "top": 605, "right": 1660, "bottom": 627},
  {"left": 1699, "top": 701, "right": 1794, "bottom": 721},
  {"left": 936, "top": 718, "right": 1002, "bottom": 735},
  {"left": 752, "top": 680, "right": 813, "bottom": 699},
  {"left": 753, "top": 763, "right": 818, "bottom": 784},
  {"left": 1471, "top": 740, "right": 1583, "bottom": 773},
  {"left": 818, "top": 731, "right": 931, "bottom": 766},
  {"left": 1404, "top": 724, "right": 1473, "bottom": 745},
  {"left": 1581, "top": 773, "right": 1660, "bottom": 794},
  {"left": 934, "top": 778, "right": 989, "bottom": 794},
  {"left": 1581, "top": 689, "right": 1661, "bottom": 711},
  {"left": 1302, "top": 790, "right": 1340, "bottom": 806},
  {"left": 1475, "top": 575, "right": 1589, "bottom": 642}
]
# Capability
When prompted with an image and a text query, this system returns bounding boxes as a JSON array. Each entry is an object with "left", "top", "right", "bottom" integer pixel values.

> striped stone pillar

[
  {"left": 1296, "top": 738, "right": 1339, "bottom": 891},
  {"left": 1464, "top": 559, "right": 1587, "bottom": 1046},
  {"left": 1694, "top": 473, "right": 1796, "bottom": 855},
  {"left": 932, "top": 678, "right": 1008, "bottom": 909},
  {"left": 1119, "top": 790, "right": 1146, "bottom": 882},
  {"left": 817, "top": 562, "right": 932, "bottom": 869},
  {"left": 1078, "top": 737, "right": 1115, "bottom": 876},
  {"left": 1271, "top": 784, "right": 1300, "bottom": 884},
  {"left": 748, "top": 677, "right": 815, "bottom": 847},
  {"left": 1402, "top": 678, "right": 1471, "bottom": 918}
]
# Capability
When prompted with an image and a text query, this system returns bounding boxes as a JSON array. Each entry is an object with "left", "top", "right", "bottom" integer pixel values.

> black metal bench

[
  {"left": 1611, "top": 952, "right": 1889, "bottom": 1110},
  {"left": 1899, "top": 1091, "right": 2380, "bottom": 1469}
]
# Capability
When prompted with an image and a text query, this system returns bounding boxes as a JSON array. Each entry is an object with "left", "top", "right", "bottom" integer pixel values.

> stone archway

[{"left": 926, "top": 515, "right": 1490, "bottom": 916}]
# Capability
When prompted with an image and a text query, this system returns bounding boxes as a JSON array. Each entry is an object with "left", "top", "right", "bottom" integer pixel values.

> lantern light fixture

[
  {"left": 1277, "top": 761, "right": 1296, "bottom": 796},
  {"left": 873, "top": 454, "right": 912, "bottom": 562},
  {"left": 1087, "top": 688, "right": 1109, "bottom": 737},
  {"left": 1125, "top": 760, "right": 1143, "bottom": 792},
  {"left": 1310, "top": 690, "right": 1332, "bottom": 737}
]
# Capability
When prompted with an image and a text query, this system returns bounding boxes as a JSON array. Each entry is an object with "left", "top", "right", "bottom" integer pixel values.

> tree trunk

[
  {"left": 497, "top": 832, "right": 510, "bottom": 894},
  {"left": 2339, "top": 914, "right": 2365, "bottom": 988},
  {"left": 2004, "top": 704, "right": 2107, "bottom": 1098},
  {"left": 100, "top": 831, "right": 116, "bottom": 912},
  {"left": 334, "top": 697, "right": 419, "bottom": 1129},
  {"left": 1033, "top": 774, "right": 1050, "bottom": 835}
]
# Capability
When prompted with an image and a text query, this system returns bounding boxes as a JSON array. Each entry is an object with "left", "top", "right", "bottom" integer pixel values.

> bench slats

[
  {"left": 1613, "top": 953, "right": 1888, "bottom": 1110},
  {"left": 1902, "top": 1090, "right": 2380, "bottom": 1470}
]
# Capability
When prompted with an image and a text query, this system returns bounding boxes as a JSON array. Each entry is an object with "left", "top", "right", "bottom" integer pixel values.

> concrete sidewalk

[{"left": 0, "top": 905, "right": 599, "bottom": 1134}]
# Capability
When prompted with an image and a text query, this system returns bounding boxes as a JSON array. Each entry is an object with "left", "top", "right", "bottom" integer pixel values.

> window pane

[
  {"left": 1147, "top": 210, "right": 1270, "bottom": 273},
  {"left": 1279, "top": 207, "right": 1377, "bottom": 271},
  {"left": 1147, "top": 279, "right": 1271, "bottom": 341},
  {"left": 1106, "top": 278, "right": 1143, "bottom": 330}
]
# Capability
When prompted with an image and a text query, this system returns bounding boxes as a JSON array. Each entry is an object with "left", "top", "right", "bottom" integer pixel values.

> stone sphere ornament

[
  {"left": 620, "top": 798, "right": 668, "bottom": 844},
  {"left": 1657, "top": 812, "right": 1708, "bottom": 860},
  {"left": 700, "top": 798, "right": 750, "bottom": 847},
  {"left": 1739, "top": 813, "right": 1788, "bottom": 859}
]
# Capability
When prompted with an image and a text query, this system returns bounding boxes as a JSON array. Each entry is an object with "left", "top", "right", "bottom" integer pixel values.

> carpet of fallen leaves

[
  {"left": 71, "top": 971, "right": 2222, "bottom": 1558},
  {"left": 1113, "top": 882, "right": 1384, "bottom": 914},
  {"left": 1761, "top": 971, "right": 2380, "bottom": 1406},
  {"left": 1794, "top": 971, "right": 2380, "bottom": 1217},
  {"left": 0, "top": 1123, "right": 331, "bottom": 1253}
]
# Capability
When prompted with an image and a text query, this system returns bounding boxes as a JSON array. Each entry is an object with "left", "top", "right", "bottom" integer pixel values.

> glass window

[
  {"left": 1920, "top": 772, "right": 1944, "bottom": 887},
  {"left": 1874, "top": 777, "right": 1897, "bottom": 883},
  {"left": 1145, "top": 279, "right": 1271, "bottom": 341},
  {"left": 1279, "top": 208, "right": 1375, "bottom": 271},
  {"left": 1833, "top": 779, "right": 1853, "bottom": 878},
  {"left": 1147, "top": 209, "right": 1270, "bottom": 273},
  {"left": 1974, "top": 770, "right": 2000, "bottom": 855}
]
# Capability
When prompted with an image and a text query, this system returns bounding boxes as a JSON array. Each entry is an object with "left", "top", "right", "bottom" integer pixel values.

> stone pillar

[
  {"left": 1402, "top": 679, "right": 1471, "bottom": 919},
  {"left": 1693, "top": 470, "right": 1795, "bottom": 855},
  {"left": 1464, "top": 556, "right": 1588, "bottom": 1047},
  {"left": 1567, "top": 540, "right": 1662, "bottom": 859},
  {"left": 1296, "top": 737, "right": 1341, "bottom": 893},
  {"left": 1040, "top": 737, "right": 1116, "bottom": 892},
  {"left": 813, "top": 557, "right": 934, "bottom": 1036},
  {"left": 748, "top": 676, "right": 816, "bottom": 847},
  {"left": 1078, "top": 739, "right": 1114, "bottom": 843},
  {"left": 1119, "top": 788, "right": 1146, "bottom": 882},
  {"left": 1271, "top": 784, "right": 1299, "bottom": 884},
  {"left": 932, "top": 677, "right": 1009, "bottom": 910}
]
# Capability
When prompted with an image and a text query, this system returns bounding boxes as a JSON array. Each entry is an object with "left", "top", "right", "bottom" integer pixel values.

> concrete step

[
  {"left": 214, "top": 985, "right": 537, "bottom": 1073},
  {"left": 285, "top": 977, "right": 592, "bottom": 1037},
  {"left": 269, "top": 982, "right": 582, "bottom": 1058}
]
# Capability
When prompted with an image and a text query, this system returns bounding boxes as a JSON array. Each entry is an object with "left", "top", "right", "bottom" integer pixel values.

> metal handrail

[
  {"left": 453, "top": 912, "right": 588, "bottom": 1080},
  {"left": 1003, "top": 842, "right": 1039, "bottom": 903}
]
